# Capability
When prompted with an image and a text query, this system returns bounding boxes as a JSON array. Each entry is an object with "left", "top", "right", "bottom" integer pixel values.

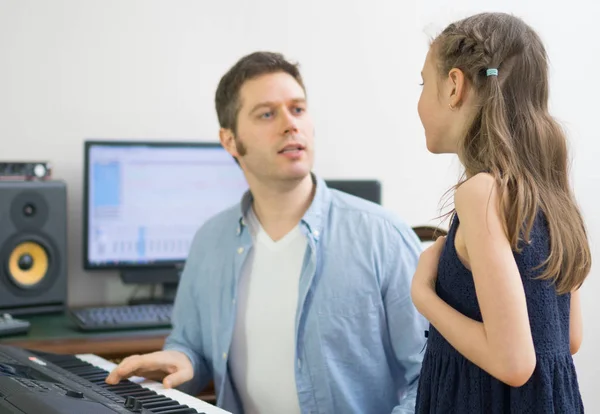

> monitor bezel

[{"left": 82, "top": 139, "right": 230, "bottom": 271}]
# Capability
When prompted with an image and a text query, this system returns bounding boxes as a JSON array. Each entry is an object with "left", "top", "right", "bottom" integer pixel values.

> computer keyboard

[{"left": 69, "top": 304, "right": 173, "bottom": 331}]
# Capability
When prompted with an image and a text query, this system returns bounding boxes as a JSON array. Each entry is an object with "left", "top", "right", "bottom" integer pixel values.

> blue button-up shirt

[{"left": 164, "top": 175, "right": 427, "bottom": 414}]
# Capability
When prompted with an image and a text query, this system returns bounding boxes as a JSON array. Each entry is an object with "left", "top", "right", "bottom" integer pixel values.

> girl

[{"left": 411, "top": 12, "right": 591, "bottom": 413}]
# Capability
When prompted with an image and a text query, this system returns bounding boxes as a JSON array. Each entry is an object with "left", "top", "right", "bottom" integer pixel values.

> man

[{"left": 106, "top": 51, "right": 427, "bottom": 414}]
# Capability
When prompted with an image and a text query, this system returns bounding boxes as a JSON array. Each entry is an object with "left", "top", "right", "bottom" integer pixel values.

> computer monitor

[
  {"left": 83, "top": 140, "right": 248, "bottom": 302},
  {"left": 325, "top": 180, "right": 382, "bottom": 204}
]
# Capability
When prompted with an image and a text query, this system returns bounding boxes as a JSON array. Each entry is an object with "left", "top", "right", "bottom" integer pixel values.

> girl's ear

[{"left": 447, "top": 68, "right": 467, "bottom": 109}]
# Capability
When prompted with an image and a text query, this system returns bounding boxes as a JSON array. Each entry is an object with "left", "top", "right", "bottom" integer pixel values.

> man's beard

[
  {"left": 234, "top": 135, "right": 247, "bottom": 156},
  {"left": 234, "top": 133, "right": 307, "bottom": 157}
]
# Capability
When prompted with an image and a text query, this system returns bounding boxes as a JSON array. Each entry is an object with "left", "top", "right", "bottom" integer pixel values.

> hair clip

[{"left": 486, "top": 68, "right": 499, "bottom": 77}]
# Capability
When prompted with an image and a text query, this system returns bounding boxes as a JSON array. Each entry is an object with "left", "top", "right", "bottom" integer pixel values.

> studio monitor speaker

[{"left": 0, "top": 180, "right": 67, "bottom": 315}]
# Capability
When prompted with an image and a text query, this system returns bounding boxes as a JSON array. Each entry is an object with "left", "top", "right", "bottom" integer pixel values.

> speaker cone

[{"left": 8, "top": 241, "right": 49, "bottom": 288}]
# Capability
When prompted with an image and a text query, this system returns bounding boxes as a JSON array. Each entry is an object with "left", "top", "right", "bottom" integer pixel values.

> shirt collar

[{"left": 236, "top": 173, "right": 331, "bottom": 239}]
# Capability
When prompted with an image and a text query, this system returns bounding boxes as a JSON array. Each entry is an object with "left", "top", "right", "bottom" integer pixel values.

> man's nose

[{"left": 281, "top": 108, "right": 299, "bottom": 135}]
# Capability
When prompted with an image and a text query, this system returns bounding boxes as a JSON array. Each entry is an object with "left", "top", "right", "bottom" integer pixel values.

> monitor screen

[{"left": 83, "top": 141, "right": 248, "bottom": 269}]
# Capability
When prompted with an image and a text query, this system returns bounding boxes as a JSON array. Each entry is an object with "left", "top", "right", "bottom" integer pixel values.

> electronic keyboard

[{"left": 0, "top": 344, "right": 230, "bottom": 414}]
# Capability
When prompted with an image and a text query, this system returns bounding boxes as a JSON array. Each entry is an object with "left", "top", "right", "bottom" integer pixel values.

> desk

[
  {"left": 0, "top": 312, "right": 170, "bottom": 359},
  {"left": 0, "top": 312, "right": 216, "bottom": 404}
]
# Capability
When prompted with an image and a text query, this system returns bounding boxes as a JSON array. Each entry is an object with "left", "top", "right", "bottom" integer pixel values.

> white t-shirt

[{"left": 229, "top": 209, "right": 307, "bottom": 414}]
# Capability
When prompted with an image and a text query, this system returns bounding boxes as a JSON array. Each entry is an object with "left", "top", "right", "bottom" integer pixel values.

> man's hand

[{"left": 105, "top": 350, "right": 193, "bottom": 389}]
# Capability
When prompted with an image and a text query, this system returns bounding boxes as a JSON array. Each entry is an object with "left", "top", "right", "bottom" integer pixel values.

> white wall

[{"left": 1, "top": 0, "right": 598, "bottom": 408}]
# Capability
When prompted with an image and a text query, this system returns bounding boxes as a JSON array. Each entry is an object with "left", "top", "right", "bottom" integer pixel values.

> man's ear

[
  {"left": 447, "top": 68, "right": 467, "bottom": 109},
  {"left": 219, "top": 128, "right": 238, "bottom": 157}
]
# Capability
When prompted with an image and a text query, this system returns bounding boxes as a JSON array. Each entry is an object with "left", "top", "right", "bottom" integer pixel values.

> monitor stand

[{"left": 120, "top": 267, "right": 181, "bottom": 305}]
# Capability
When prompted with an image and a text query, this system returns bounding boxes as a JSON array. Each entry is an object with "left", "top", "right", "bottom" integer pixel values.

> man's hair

[{"left": 215, "top": 51, "right": 305, "bottom": 135}]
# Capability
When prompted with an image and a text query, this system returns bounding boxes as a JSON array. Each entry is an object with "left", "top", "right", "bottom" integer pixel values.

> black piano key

[
  {"left": 122, "top": 384, "right": 154, "bottom": 391},
  {"left": 104, "top": 381, "right": 151, "bottom": 392},
  {"left": 148, "top": 405, "right": 188, "bottom": 412},
  {"left": 139, "top": 396, "right": 173, "bottom": 405},
  {"left": 79, "top": 373, "right": 110, "bottom": 381},
  {"left": 106, "top": 384, "right": 142, "bottom": 392},
  {"left": 114, "top": 390, "right": 151, "bottom": 398},
  {"left": 110, "top": 385, "right": 143, "bottom": 393},
  {"left": 135, "top": 395, "right": 169, "bottom": 402},
  {"left": 83, "top": 370, "right": 105, "bottom": 376},
  {"left": 93, "top": 380, "right": 120, "bottom": 388},
  {"left": 153, "top": 407, "right": 201, "bottom": 414},
  {"left": 110, "top": 384, "right": 149, "bottom": 392},
  {"left": 113, "top": 390, "right": 146, "bottom": 397},
  {"left": 68, "top": 368, "right": 101, "bottom": 376},
  {"left": 79, "top": 375, "right": 107, "bottom": 382},
  {"left": 94, "top": 379, "right": 128, "bottom": 387},
  {"left": 121, "top": 390, "right": 158, "bottom": 398},
  {"left": 142, "top": 399, "right": 180, "bottom": 409}
]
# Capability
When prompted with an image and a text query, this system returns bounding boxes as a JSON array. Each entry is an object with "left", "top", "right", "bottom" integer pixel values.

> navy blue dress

[{"left": 415, "top": 212, "right": 584, "bottom": 413}]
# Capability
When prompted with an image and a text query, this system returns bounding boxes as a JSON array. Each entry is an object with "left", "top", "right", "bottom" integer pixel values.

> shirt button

[
  {"left": 297, "top": 358, "right": 302, "bottom": 369},
  {"left": 237, "top": 247, "right": 244, "bottom": 254},
  {"left": 222, "top": 352, "right": 227, "bottom": 360},
  {"left": 313, "top": 230, "right": 319, "bottom": 237}
]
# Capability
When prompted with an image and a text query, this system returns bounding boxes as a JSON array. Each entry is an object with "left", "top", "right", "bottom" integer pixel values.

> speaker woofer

[
  {"left": 1, "top": 233, "right": 59, "bottom": 296},
  {"left": 8, "top": 241, "right": 49, "bottom": 288}
]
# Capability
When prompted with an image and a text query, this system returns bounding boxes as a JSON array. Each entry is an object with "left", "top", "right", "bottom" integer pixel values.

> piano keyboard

[
  {"left": 31, "top": 350, "right": 231, "bottom": 414},
  {"left": 78, "top": 354, "right": 230, "bottom": 414}
]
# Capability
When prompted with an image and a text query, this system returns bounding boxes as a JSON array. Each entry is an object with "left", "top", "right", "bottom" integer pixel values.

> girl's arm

[
  {"left": 570, "top": 289, "right": 583, "bottom": 354},
  {"left": 415, "top": 172, "right": 536, "bottom": 387}
]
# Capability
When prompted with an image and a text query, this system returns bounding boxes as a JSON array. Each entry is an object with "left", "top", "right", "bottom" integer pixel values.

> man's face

[{"left": 220, "top": 72, "right": 314, "bottom": 186}]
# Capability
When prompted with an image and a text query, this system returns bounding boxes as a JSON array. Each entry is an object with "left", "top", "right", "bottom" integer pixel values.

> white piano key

[{"left": 77, "top": 353, "right": 231, "bottom": 414}]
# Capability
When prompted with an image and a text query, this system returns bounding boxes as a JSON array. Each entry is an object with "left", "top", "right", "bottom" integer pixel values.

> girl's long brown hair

[{"left": 434, "top": 12, "right": 591, "bottom": 294}]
